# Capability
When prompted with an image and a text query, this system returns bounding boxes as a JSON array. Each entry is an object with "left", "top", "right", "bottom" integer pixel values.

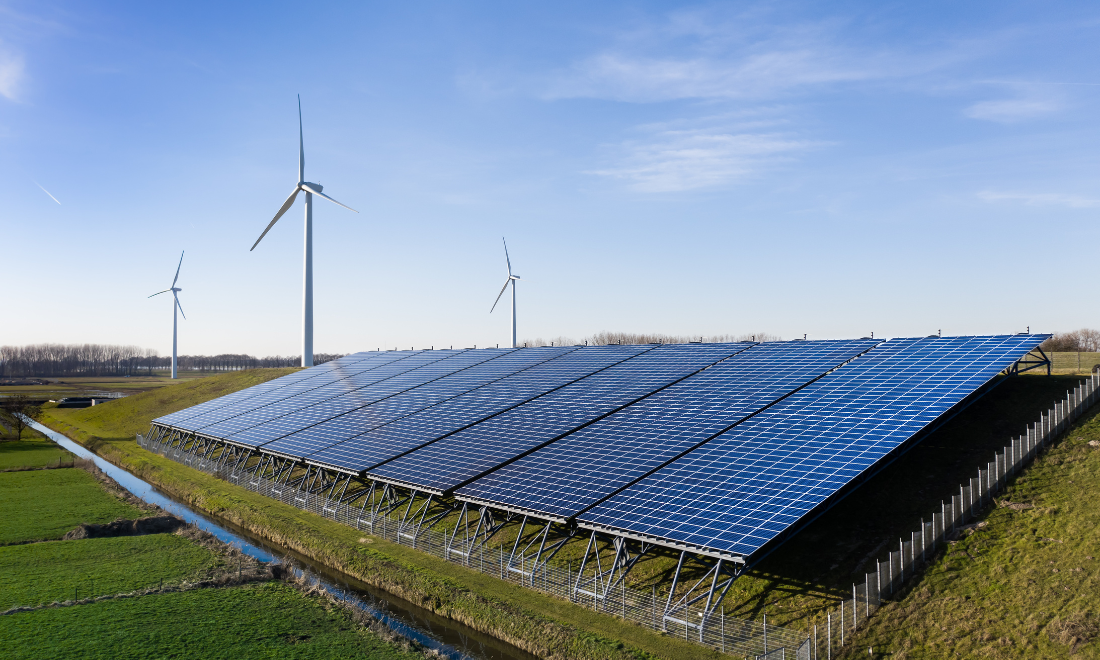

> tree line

[
  {"left": 521, "top": 331, "right": 783, "bottom": 347},
  {"left": 1039, "top": 329, "right": 1100, "bottom": 353},
  {"left": 0, "top": 344, "right": 343, "bottom": 378}
]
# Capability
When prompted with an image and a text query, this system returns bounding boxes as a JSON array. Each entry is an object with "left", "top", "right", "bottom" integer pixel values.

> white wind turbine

[
  {"left": 250, "top": 96, "right": 358, "bottom": 367},
  {"left": 148, "top": 251, "right": 186, "bottom": 379},
  {"left": 490, "top": 238, "right": 521, "bottom": 348}
]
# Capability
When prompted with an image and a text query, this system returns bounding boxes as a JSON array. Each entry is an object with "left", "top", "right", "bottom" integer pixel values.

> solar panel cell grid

[
  {"left": 261, "top": 346, "right": 575, "bottom": 460},
  {"left": 197, "top": 349, "right": 475, "bottom": 443},
  {"left": 307, "top": 344, "right": 648, "bottom": 473},
  {"left": 455, "top": 339, "right": 877, "bottom": 519},
  {"left": 371, "top": 342, "right": 752, "bottom": 493},
  {"left": 154, "top": 351, "right": 383, "bottom": 426},
  {"left": 169, "top": 351, "right": 422, "bottom": 433},
  {"left": 223, "top": 348, "right": 514, "bottom": 450},
  {"left": 578, "top": 334, "right": 1046, "bottom": 559}
]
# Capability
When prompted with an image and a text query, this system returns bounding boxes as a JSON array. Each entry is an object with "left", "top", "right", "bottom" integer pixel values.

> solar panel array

[
  {"left": 153, "top": 334, "right": 1046, "bottom": 561},
  {"left": 578, "top": 334, "right": 1045, "bottom": 558}
]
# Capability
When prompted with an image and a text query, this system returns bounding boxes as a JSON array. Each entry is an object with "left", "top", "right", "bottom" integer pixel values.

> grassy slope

[
  {"left": 837, "top": 407, "right": 1100, "bottom": 659},
  {"left": 41, "top": 370, "right": 732, "bottom": 660},
  {"left": 0, "top": 534, "right": 217, "bottom": 609},
  {"left": 0, "top": 469, "right": 144, "bottom": 545},
  {"left": 0, "top": 582, "right": 423, "bottom": 660},
  {"left": 0, "top": 436, "right": 73, "bottom": 470}
]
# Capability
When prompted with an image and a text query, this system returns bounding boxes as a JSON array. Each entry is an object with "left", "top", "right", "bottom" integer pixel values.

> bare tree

[
  {"left": 521, "top": 331, "right": 783, "bottom": 347},
  {"left": 1, "top": 394, "right": 42, "bottom": 440}
]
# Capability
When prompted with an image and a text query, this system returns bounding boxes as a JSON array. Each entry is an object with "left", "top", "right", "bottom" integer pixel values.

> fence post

[{"left": 827, "top": 612, "right": 832, "bottom": 660}]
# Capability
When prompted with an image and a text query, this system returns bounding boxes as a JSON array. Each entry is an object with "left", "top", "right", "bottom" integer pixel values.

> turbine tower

[
  {"left": 250, "top": 96, "right": 358, "bottom": 367},
  {"left": 490, "top": 238, "right": 521, "bottom": 348},
  {"left": 148, "top": 251, "right": 186, "bottom": 379}
]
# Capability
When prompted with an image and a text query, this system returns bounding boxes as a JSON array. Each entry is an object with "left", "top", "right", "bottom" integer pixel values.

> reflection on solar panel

[
  {"left": 154, "top": 351, "right": 383, "bottom": 427},
  {"left": 307, "top": 344, "right": 649, "bottom": 473},
  {"left": 165, "top": 351, "right": 422, "bottom": 434},
  {"left": 578, "top": 334, "right": 1046, "bottom": 560},
  {"left": 370, "top": 342, "right": 754, "bottom": 494},
  {"left": 261, "top": 345, "right": 577, "bottom": 461},
  {"left": 455, "top": 339, "right": 877, "bottom": 520},
  {"left": 202, "top": 348, "right": 504, "bottom": 446}
]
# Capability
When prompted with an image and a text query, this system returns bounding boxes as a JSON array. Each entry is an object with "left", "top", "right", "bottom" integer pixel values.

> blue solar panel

[
  {"left": 224, "top": 348, "right": 516, "bottom": 451},
  {"left": 169, "top": 351, "right": 422, "bottom": 433},
  {"left": 370, "top": 342, "right": 754, "bottom": 494},
  {"left": 260, "top": 346, "right": 577, "bottom": 460},
  {"left": 578, "top": 334, "right": 1047, "bottom": 559},
  {"left": 307, "top": 344, "right": 647, "bottom": 472},
  {"left": 195, "top": 350, "right": 475, "bottom": 443},
  {"left": 154, "top": 351, "right": 384, "bottom": 427},
  {"left": 455, "top": 339, "right": 878, "bottom": 520}
]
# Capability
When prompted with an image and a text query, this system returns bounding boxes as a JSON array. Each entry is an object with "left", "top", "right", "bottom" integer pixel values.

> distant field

[
  {"left": 0, "top": 437, "right": 73, "bottom": 470},
  {"left": 0, "top": 371, "right": 222, "bottom": 399},
  {"left": 43, "top": 368, "right": 300, "bottom": 442},
  {"left": 1049, "top": 351, "right": 1100, "bottom": 375},
  {"left": 0, "top": 534, "right": 216, "bottom": 609},
  {"left": 0, "top": 582, "right": 422, "bottom": 660},
  {"left": 0, "top": 469, "right": 143, "bottom": 545}
]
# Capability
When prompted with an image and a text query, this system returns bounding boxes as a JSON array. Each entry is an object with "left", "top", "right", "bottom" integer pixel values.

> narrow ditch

[{"left": 25, "top": 419, "right": 538, "bottom": 660}]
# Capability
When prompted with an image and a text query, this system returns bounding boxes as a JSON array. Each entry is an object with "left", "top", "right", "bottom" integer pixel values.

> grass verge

[
  {"left": 0, "top": 581, "right": 425, "bottom": 660},
  {"left": 0, "top": 469, "right": 144, "bottom": 545},
  {"left": 836, "top": 406, "right": 1100, "bottom": 659},
  {"left": 0, "top": 533, "right": 217, "bottom": 609}
]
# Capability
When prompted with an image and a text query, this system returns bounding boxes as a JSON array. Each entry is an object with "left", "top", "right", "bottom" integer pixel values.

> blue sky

[{"left": 2, "top": 1, "right": 1098, "bottom": 356}]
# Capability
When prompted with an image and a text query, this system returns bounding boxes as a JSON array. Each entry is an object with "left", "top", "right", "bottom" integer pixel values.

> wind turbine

[
  {"left": 250, "top": 96, "right": 358, "bottom": 367},
  {"left": 490, "top": 238, "right": 521, "bottom": 348},
  {"left": 148, "top": 251, "right": 186, "bottom": 379}
]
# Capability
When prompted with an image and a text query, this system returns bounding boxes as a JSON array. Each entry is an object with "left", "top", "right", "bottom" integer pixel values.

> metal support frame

[
  {"left": 446, "top": 503, "right": 515, "bottom": 562},
  {"left": 1004, "top": 347, "right": 1051, "bottom": 376},
  {"left": 661, "top": 551, "right": 742, "bottom": 629},
  {"left": 573, "top": 530, "right": 653, "bottom": 603},
  {"left": 505, "top": 516, "right": 577, "bottom": 586}
]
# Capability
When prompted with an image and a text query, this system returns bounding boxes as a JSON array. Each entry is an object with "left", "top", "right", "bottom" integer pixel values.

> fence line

[
  {"left": 137, "top": 437, "right": 810, "bottom": 659},
  {"left": 815, "top": 372, "right": 1099, "bottom": 658}
]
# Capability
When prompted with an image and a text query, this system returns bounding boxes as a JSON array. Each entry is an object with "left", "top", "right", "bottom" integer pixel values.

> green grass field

[
  {"left": 836, "top": 406, "right": 1100, "bottom": 659},
  {"left": 0, "top": 582, "right": 424, "bottom": 660},
  {"left": 0, "top": 436, "right": 73, "bottom": 470},
  {"left": 0, "top": 469, "right": 144, "bottom": 545},
  {"left": 0, "top": 533, "right": 218, "bottom": 609}
]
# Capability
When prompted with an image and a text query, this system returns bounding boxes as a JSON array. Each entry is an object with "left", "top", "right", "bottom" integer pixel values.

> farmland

[{"left": 0, "top": 438, "right": 432, "bottom": 659}]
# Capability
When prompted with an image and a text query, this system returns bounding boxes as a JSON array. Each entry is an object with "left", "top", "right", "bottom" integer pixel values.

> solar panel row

[{"left": 153, "top": 334, "right": 1046, "bottom": 562}]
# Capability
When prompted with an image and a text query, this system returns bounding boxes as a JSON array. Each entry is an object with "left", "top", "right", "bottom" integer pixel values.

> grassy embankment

[
  {"left": 0, "top": 370, "right": 219, "bottom": 399},
  {"left": 40, "top": 369, "right": 744, "bottom": 660},
  {"left": 834, "top": 403, "right": 1100, "bottom": 658},
  {"left": 0, "top": 445, "right": 429, "bottom": 659},
  {"left": 39, "top": 368, "right": 1098, "bottom": 658}
]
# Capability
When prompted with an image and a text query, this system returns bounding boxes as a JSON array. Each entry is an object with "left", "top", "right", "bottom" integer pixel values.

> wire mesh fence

[
  {"left": 812, "top": 372, "right": 1098, "bottom": 658},
  {"left": 1049, "top": 352, "right": 1100, "bottom": 374},
  {"left": 138, "top": 435, "right": 812, "bottom": 658}
]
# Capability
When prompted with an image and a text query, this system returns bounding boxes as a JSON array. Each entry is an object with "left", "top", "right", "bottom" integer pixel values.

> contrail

[{"left": 34, "top": 181, "right": 61, "bottom": 205}]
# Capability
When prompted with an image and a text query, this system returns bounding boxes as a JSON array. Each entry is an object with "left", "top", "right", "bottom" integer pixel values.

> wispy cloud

[
  {"left": 0, "top": 44, "right": 24, "bottom": 101},
  {"left": 978, "top": 191, "right": 1100, "bottom": 208},
  {"left": 965, "top": 96, "right": 1061, "bottom": 123},
  {"left": 589, "top": 120, "right": 824, "bottom": 193}
]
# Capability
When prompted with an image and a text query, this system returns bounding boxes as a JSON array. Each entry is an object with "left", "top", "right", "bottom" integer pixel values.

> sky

[{"left": 1, "top": 1, "right": 1098, "bottom": 357}]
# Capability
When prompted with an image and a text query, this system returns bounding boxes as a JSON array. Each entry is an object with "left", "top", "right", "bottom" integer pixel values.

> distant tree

[
  {"left": 1041, "top": 329, "right": 1100, "bottom": 353},
  {"left": 1, "top": 394, "right": 42, "bottom": 440}
]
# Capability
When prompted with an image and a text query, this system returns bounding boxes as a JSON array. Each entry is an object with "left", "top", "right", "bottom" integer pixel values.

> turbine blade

[
  {"left": 300, "top": 184, "right": 358, "bottom": 213},
  {"left": 298, "top": 95, "right": 304, "bottom": 183},
  {"left": 251, "top": 187, "right": 300, "bottom": 251},
  {"left": 490, "top": 279, "right": 510, "bottom": 313},
  {"left": 171, "top": 250, "right": 184, "bottom": 287},
  {"left": 175, "top": 294, "right": 186, "bottom": 320},
  {"left": 502, "top": 237, "right": 512, "bottom": 277},
  {"left": 147, "top": 289, "right": 171, "bottom": 298}
]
